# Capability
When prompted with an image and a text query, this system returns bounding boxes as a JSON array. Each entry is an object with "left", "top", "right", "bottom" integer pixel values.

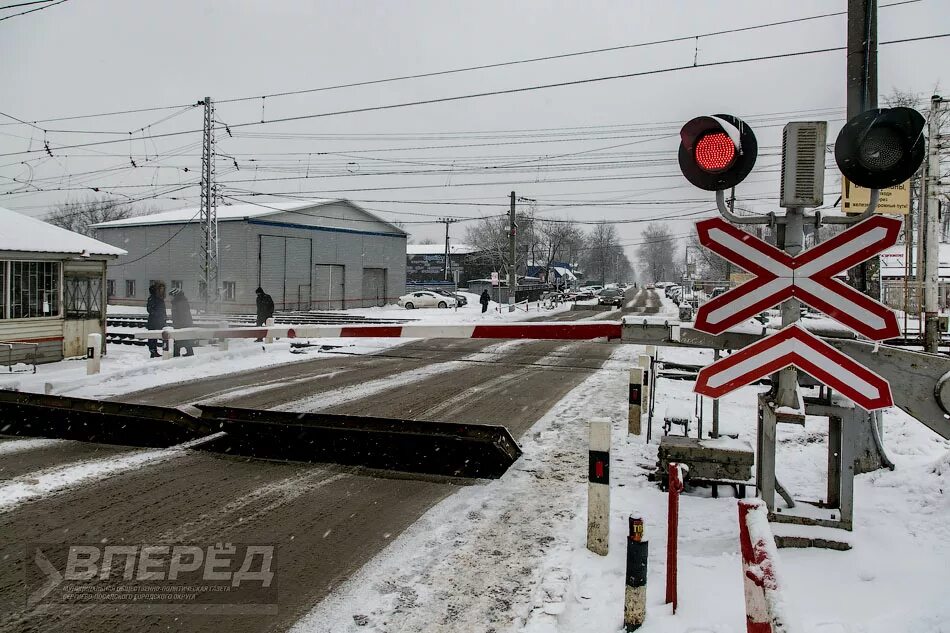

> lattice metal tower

[{"left": 199, "top": 96, "right": 218, "bottom": 312}]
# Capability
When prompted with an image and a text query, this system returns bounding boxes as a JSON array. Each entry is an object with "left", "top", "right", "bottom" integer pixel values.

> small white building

[
  {"left": 878, "top": 243, "right": 950, "bottom": 311},
  {"left": 0, "top": 206, "right": 126, "bottom": 365}
]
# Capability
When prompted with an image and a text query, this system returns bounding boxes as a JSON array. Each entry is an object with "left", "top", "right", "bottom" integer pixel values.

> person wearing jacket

[
  {"left": 146, "top": 283, "right": 167, "bottom": 358},
  {"left": 169, "top": 288, "right": 195, "bottom": 357},
  {"left": 255, "top": 287, "right": 275, "bottom": 342},
  {"left": 480, "top": 289, "right": 491, "bottom": 313}
]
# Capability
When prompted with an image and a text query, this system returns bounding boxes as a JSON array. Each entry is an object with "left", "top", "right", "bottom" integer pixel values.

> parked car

[
  {"left": 710, "top": 286, "right": 727, "bottom": 299},
  {"left": 397, "top": 291, "right": 457, "bottom": 309},
  {"left": 428, "top": 288, "right": 467, "bottom": 306},
  {"left": 598, "top": 288, "right": 625, "bottom": 307}
]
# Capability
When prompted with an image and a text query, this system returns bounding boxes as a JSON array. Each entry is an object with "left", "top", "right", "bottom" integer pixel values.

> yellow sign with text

[{"left": 842, "top": 177, "right": 911, "bottom": 215}]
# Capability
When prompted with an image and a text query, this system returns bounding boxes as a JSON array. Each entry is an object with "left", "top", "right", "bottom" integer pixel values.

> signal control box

[{"left": 780, "top": 121, "right": 828, "bottom": 208}]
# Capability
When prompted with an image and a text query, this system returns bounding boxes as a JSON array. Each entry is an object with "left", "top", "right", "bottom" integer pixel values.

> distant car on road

[
  {"left": 398, "top": 291, "right": 457, "bottom": 309},
  {"left": 646, "top": 283, "right": 655, "bottom": 289},
  {"left": 427, "top": 288, "right": 467, "bottom": 306},
  {"left": 710, "top": 286, "right": 727, "bottom": 299},
  {"left": 598, "top": 288, "right": 624, "bottom": 307}
]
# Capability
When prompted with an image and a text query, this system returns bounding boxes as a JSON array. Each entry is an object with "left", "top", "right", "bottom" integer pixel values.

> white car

[{"left": 398, "top": 291, "right": 458, "bottom": 309}]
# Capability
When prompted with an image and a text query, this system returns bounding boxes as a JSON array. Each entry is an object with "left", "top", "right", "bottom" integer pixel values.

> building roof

[
  {"left": 92, "top": 200, "right": 331, "bottom": 228},
  {"left": 0, "top": 206, "right": 127, "bottom": 257},
  {"left": 90, "top": 198, "right": 406, "bottom": 235},
  {"left": 406, "top": 243, "right": 478, "bottom": 256}
]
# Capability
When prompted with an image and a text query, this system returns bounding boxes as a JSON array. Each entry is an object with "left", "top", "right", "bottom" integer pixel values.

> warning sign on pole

[{"left": 842, "top": 177, "right": 911, "bottom": 215}]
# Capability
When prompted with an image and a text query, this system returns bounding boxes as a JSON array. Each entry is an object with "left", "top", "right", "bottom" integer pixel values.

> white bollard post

[
  {"left": 264, "top": 317, "right": 275, "bottom": 345},
  {"left": 162, "top": 327, "right": 173, "bottom": 360},
  {"left": 218, "top": 321, "right": 229, "bottom": 351},
  {"left": 587, "top": 417, "right": 611, "bottom": 555},
  {"left": 638, "top": 354, "right": 652, "bottom": 423},
  {"left": 86, "top": 333, "right": 101, "bottom": 375},
  {"left": 629, "top": 368, "right": 644, "bottom": 435}
]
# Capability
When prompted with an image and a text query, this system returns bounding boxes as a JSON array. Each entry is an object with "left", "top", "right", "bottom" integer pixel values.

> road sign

[
  {"left": 842, "top": 177, "right": 911, "bottom": 215},
  {"left": 491, "top": 272, "right": 499, "bottom": 286},
  {"left": 695, "top": 325, "right": 893, "bottom": 411},
  {"left": 694, "top": 215, "right": 901, "bottom": 340}
]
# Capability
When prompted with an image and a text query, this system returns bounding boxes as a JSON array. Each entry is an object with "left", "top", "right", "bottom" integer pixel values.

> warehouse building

[
  {"left": 0, "top": 206, "right": 125, "bottom": 365},
  {"left": 93, "top": 199, "right": 406, "bottom": 313}
]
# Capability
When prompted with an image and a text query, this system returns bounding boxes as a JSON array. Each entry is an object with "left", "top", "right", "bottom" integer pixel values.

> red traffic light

[
  {"left": 695, "top": 132, "right": 737, "bottom": 172},
  {"left": 678, "top": 115, "right": 757, "bottom": 191}
]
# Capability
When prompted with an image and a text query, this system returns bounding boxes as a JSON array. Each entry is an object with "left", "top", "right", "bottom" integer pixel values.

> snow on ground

[
  {"left": 0, "top": 433, "right": 224, "bottom": 513},
  {"left": 1, "top": 300, "right": 572, "bottom": 399},
  {"left": 289, "top": 342, "right": 950, "bottom": 633}
]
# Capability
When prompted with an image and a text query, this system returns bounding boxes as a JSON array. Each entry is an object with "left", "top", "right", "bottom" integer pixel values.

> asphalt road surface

[
  {"left": 623, "top": 287, "right": 662, "bottom": 315},
  {"left": 0, "top": 305, "right": 624, "bottom": 633}
]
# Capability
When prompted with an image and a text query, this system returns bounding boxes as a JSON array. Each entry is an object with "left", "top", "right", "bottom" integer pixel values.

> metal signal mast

[{"left": 199, "top": 96, "right": 218, "bottom": 312}]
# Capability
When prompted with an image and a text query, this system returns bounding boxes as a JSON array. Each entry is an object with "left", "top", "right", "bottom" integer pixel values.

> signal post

[{"left": 675, "top": 105, "right": 926, "bottom": 532}]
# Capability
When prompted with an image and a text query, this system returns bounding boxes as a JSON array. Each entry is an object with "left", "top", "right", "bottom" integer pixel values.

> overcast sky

[{"left": 1, "top": 0, "right": 947, "bottom": 265}]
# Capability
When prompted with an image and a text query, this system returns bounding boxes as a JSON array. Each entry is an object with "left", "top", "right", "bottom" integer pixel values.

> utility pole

[
  {"left": 509, "top": 191, "right": 517, "bottom": 309},
  {"left": 439, "top": 217, "right": 457, "bottom": 282},
  {"left": 199, "top": 96, "right": 218, "bottom": 313},
  {"left": 924, "top": 95, "right": 944, "bottom": 352},
  {"left": 846, "top": 0, "right": 878, "bottom": 299}
]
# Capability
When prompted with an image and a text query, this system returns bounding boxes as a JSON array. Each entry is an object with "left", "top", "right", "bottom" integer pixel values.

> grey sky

[{"left": 1, "top": 0, "right": 947, "bottom": 263}]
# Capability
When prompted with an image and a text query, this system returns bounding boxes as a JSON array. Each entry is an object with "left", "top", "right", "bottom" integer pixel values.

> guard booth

[{"left": 0, "top": 206, "right": 125, "bottom": 366}]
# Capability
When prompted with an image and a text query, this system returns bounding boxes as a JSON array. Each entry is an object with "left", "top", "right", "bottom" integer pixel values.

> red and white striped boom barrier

[
  {"left": 738, "top": 499, "right": 797, "bottom": 633},
  {"left": 133, "top": 321, "right": 623, "bottom": 343}
]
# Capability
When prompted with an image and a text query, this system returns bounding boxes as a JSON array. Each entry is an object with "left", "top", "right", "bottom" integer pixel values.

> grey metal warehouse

[{"left": 93, "top": 199, "right": 407, "bottom": 313}]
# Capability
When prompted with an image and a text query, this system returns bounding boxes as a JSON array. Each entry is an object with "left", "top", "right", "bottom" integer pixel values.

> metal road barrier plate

[
  {"left": 0, "top": 391, "right": 209, "bottom": 447},
  {"left": 195, "top": 404, "right": 523, "bottom": 479},
  {"left": 0, "top": 391, "right": 523, "bottom": 479}
]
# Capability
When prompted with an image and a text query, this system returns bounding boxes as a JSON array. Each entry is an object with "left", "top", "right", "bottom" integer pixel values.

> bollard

[
  {"left": 586, "top": 418, "right": 611, "bottom": 555},
  {"left": 738, "top": 499, "right": 796, "bottom": 633},
  {"left": 629, "top": 368, "right": 644, "bottom": 435},
  {"left": 218, "top": 321, "right": 229, "bottom": 351},
  {"left": 624, "top": 516, "right": 648, "bottom": 631},
  {"left": 86, "top": 333, "right": 102, "bottom": 375},
  {"left": 666, "top": 462, "right": 686, "bottom": 613},
  {"left": 264, "top": 317, "right": 275, "bottom": 345},
  {"left": 161, "top": 327, "right": 173, "bottom": 360},
  {"left": 638, "top": 354, "right": 652, "bottom": 421}
]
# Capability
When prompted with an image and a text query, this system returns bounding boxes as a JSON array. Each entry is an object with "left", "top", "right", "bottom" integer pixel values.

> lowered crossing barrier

[{"left": 0, "top": 392, "right": 522, "bottom": 479}]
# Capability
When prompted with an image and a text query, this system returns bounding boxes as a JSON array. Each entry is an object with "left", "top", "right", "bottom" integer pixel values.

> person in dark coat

[
  {"left": 480, "top": 289, "right": 491, "bottom": 313},
  {"left": 169, "top": 288, "right": 195, "bottom": 357},
  {"left": 146, "top": 283, "right": 167, "bottom": 358},
  {"left": 255, "top": 287, "right": 275, "bottom": 342}
]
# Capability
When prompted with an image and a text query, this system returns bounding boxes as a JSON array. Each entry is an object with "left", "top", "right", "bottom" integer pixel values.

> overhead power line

[
  {"left": 0, "top": 0, "right": 921, "bottom": 126},
  {"left": 2, "top": 32, "right": 945, "bottom": 159},
  {"left": 0, "top": 0, "right": 67, "bottom": 22}
]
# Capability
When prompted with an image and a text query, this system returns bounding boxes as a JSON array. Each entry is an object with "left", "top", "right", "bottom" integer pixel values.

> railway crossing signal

[
  {"left": 678, "top": 114, "right": 758, "bottom": 191},
  {"left": 693, "top": 215, "right": 902, "bottom": 340},
  {"left": 834, "top": 106, "right": 926, "bottom": 189},
  {"left": 695, "top": 325, "right": 893, "bottom": 411}
]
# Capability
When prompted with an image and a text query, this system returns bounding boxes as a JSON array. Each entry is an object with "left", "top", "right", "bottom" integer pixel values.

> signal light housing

[
  {"left": 834, "top": 106, "right": 926, "bottom": 190},
  {"left": 678, "top": 114, "right": 758, "bottom": 191}
]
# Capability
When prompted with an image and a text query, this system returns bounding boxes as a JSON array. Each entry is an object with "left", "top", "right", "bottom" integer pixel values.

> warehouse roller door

[
  {"left": 361, "top": 268, "right": 386, "bottom": 307},
  {"left": 259, "top": 236, "right": 312, "bottom": 310},
  {"left": 314, "top": 264, "right": 345, "bottom": 310}
]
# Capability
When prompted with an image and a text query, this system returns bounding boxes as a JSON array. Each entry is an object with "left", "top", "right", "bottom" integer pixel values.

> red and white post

[
  {"left": 738, "top": 499, "right": 797, "bottom": 633},
  {"left": 628, "top": 368, "right": 644, "bottom": 435},
  {"left": 666, "top": 462, "right": 686, "bottom": 613},
  {"left": 587, "top": 418, "right": 611, "bottom": 555}
]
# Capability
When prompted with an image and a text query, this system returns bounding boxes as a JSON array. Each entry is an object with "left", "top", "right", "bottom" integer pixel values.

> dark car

[
  {"left": 428, "top": 288, "right": 467, "bottom": 306},
  {"left": 598, "top": 288, "right": 624, "bottom": 307}
]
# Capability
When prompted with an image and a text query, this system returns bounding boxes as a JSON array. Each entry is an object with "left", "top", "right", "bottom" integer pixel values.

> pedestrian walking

[
  {"left": 169, "top": 288, "right": 195, "bottom": 357},
  {"left": 255, "top": 287, "right": 275, "bottom": 342},
  {"left": 480, "top": 289, "right": 491, "bottom": 313},
  {"left": 146, "top": 282, "right": 167, "bottom": 358}
]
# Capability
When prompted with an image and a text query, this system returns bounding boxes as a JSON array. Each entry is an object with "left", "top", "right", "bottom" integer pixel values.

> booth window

[
  {"left": 223, "top": 281, "right": 236, "bottom": 302},
  {"left": 65, "top": 275, "right": 103, "bottom": 319},
  {"left": 10, "top": 261, "right": 60, "bottom": 319}
]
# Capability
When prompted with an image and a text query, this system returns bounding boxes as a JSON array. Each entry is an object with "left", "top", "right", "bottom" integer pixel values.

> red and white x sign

[
  {"left": 694, "top": 215, "right": 902, "bottom": 340},
  {"left": 695, "top": 325, "right": 893, "bottom": 411}
]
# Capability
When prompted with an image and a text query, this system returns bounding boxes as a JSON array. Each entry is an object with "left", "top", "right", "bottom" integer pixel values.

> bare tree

[
  {"left": 46, "top": 196, "right": 136, "bottom": 236},
  {"left": 581, "top": 222, "right": 621, "bottom": 285},
  {"left": 636, "top": 222, "right": 679, "bottom": 283}
]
